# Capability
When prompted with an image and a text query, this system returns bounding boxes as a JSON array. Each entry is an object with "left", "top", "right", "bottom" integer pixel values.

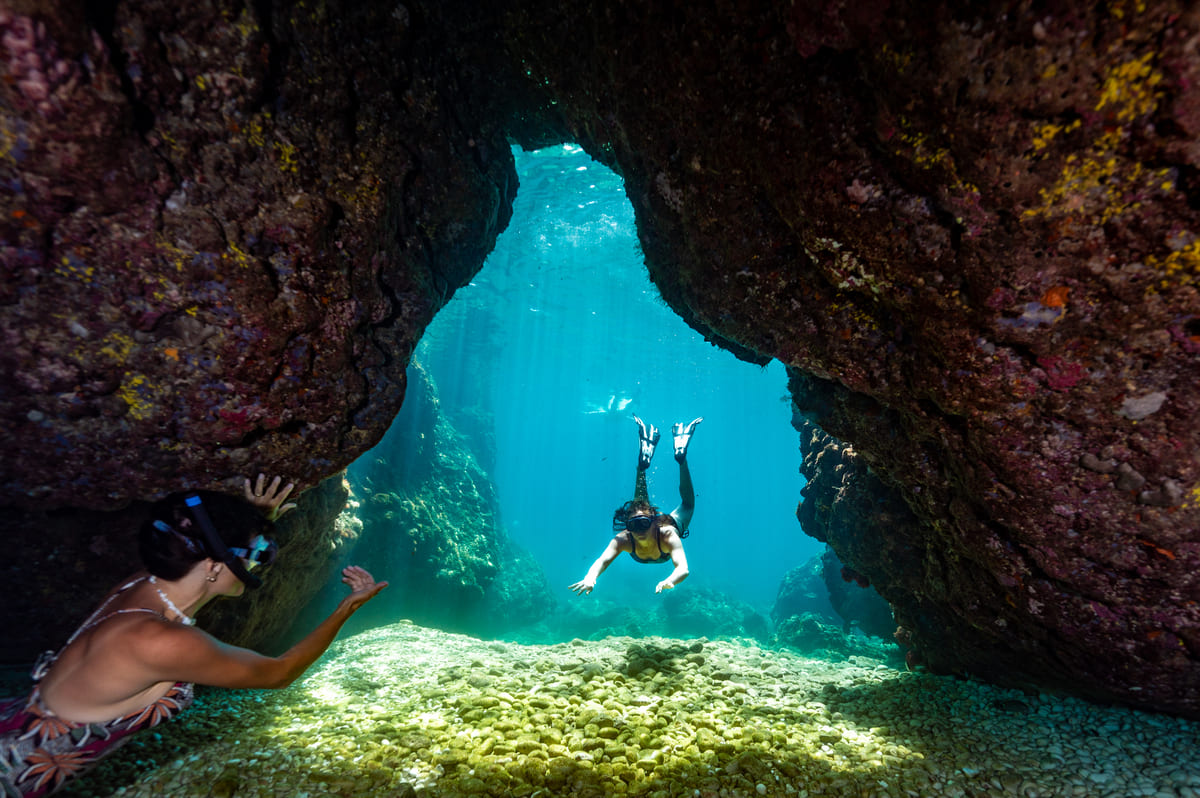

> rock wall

[
  {"left": 0, "top": 0, "right": 513, "bottom": 660},
  {"left": 2, "top": 0, "right": 1199, "bottom": 716},
  {"left": 0, "top": 0, "right": 514, "bottom": 509}
]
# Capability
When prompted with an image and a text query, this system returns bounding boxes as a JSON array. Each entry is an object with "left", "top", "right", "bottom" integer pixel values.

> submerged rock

[
  {"left": 771, "top": 554, "right": 839, "bottom": 627},
  {"left": 772, "top": 549, "right": 896, "bottom": 641},
  {"left": 292, "top": 361, "right": 555, "bottom": 640},
  {"left": 660, "top": 587, "right": 770, "bottom": 642}
]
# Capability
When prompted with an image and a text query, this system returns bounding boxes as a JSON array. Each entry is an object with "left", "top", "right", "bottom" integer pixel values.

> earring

[{"left": 206, "top": 574, "right": 218, "bottom": 582}]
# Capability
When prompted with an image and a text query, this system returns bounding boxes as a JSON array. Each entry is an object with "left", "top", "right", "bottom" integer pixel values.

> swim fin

[
  {"left": 634, "top": 415, "right": 659, "bottom": 470},
  {"left": 672, "top": 416, "right": 703, "bottom": 460}
]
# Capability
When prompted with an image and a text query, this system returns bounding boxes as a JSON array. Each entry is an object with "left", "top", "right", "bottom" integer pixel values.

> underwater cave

[
  {"left": 312, "top": 143, "right": 820, "bottom": 639},
  {"left": 2, "top": 0, "right": 1200, "bottom": 795}
]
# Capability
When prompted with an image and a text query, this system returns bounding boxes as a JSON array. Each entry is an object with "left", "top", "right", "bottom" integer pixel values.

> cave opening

[{"left": 358, "top": 143, "right": 820, "bottom": 633}]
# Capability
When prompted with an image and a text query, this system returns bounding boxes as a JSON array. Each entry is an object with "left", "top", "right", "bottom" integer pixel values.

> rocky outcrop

[
  {"left": 2, "top": 0, "right": 1199, "bottom": 715},
  {"left": 771, "top": 550, "right": 895, "bottom": 641},
  {"left": 0, "top": 1, "right": 515, "bottom": 509},
  {"left": 513, "top": 587, "right": 769, "bottom": 644},
  {"left": 660, "top": 588, "right": 769, "bottom": 642},
  {"left": 771, "top": 555, "right": 839, "bottom": 628},
  {"left": 770, "top": 613, "right": 902, "bottom": 665},
  {"left": 819, "top": 547, "right": 897, "bottom": 641},
  {"left": 292, "top": 361, "right": 555, "bottom": 638}
]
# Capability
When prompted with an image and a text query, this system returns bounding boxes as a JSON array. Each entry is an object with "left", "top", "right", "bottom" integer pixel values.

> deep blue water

[{"left": 414, "top": 144, "right": 820, "bottom": 619}]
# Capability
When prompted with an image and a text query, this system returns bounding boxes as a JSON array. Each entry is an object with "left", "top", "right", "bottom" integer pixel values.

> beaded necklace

[{"left": 148, "top": 575, "right": 196, "bottom": 626}]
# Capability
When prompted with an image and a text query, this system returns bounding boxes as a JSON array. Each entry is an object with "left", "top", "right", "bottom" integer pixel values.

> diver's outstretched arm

[
  {"left": 570, "top": 537, "right": 623, "bottom": 595},
  {"left": 138, "top": 566, "right": 386, "bottom": 690},
  {"left": 655, "top": 538, "right": 690, "bottom": 594}
]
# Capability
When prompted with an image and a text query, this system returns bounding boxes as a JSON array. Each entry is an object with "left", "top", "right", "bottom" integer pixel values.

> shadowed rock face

[
  {"left": 1, "top": 0, "right": 1198, "bottom": 716},
  {"left": 0, "top": 0, "right": 515, "bottom": 508}
]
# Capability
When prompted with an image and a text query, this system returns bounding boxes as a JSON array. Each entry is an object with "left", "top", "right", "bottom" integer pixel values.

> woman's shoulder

[
  {"left": 658, "top": 523, "right": 683, "bottom": 545},
  {"left": 120, "top": 615, "right": 212, "bottom": 671},
  {"left": 90, "top": 609, "right": 184, "bottom": 652}
]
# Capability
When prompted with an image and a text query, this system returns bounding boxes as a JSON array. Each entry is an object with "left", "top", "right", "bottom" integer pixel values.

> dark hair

[
  {"left": 611, "top": 499, "right": 681, "bottom": 534},
  {"left": 139, "top": 490, "right": 270, "bottom": 580},
  {"left": 612, "top": 499, "right": 658, "bottom": 531}
]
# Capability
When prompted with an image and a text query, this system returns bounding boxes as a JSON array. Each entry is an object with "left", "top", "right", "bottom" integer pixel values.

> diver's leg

[
  {"left": 670, "top": 457, "right": 695, "bottom": 531},
  {"left": 632, "top": 415, "right": 658, "bottom": 504},
  {"left": 668, "top": 418, "right": 701, "bottom": 532},
  {"left": 634, "top": 468, "right": 650, "bottom": 505}
]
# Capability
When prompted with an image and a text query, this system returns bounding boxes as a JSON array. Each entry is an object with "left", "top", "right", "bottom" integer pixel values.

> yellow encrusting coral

[
  {"left": 1021, "top": 130, "right": 1172, "bottom": 225},
  {"left": 1183, "top": 483, "right": 1200, "bottom": 511},
  {"left": 1022, "top": 48, "right": 1171, "bottom": 226},
  {"left": 54, "top": 254, "right": 96, "bottom": 282},
  {"left": 1095, "top": 52, "right": 1162, "bottom": 123},
  {"left": 894, "top": 117, "right": 979, "bottom": 198},
  {"left": 117, "top": 373, "right": 159, "bottom": 421},
  {"left": 98, "top": 331, "right": 136, "bottom": 363},
  {"left": 1030, "top": 119, "right": 1082, "bottom": 153},
  {"left": 1145, "top": 238, "right": 1200, "bottom": 292},
  {"left": 1107, "top": 0, "right": 1150, "bottom": 23},
  {"left": 276, "top": 140, "right": 301, "bottom": 173},
  {"left": 224, "top": 241, "right": 257, "bottom": 272}
]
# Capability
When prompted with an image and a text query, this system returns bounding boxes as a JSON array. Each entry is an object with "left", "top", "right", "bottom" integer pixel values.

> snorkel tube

[{"left": 184, "top": 494, "right": 264, "bottom": 589}]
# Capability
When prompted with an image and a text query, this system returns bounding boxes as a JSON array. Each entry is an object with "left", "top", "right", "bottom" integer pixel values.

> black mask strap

[{"left": 184, "top": 494, "right": 263, "bottom": 589}]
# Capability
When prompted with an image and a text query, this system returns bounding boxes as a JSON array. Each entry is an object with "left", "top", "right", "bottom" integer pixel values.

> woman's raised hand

[
  {"left": 243, "top": 473, "right": 297, "bottom": 521},
  {"left": 341, "top": 565, "right": 389, "bottom": 611}
]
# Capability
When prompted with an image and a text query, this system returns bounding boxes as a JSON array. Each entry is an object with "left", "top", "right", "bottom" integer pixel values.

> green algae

[{"left": 38, "top": 622, "right": 1200, "bottom": 798}]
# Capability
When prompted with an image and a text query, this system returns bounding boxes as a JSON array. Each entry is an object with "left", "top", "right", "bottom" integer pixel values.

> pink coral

[{"left": 0, "top": 14, "right": 82, "bottom": 116}]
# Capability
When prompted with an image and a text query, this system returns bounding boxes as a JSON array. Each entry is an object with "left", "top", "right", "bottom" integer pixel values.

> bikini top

[{"left": 626, "top": 528, "right": 672, "bottom": 564}]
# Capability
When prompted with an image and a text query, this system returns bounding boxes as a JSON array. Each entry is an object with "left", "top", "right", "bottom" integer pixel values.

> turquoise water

[{"left": 412, "top": 144, "right": 819, "bottom": 621}]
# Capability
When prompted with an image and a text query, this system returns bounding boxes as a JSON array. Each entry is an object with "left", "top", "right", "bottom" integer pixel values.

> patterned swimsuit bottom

[
  {"left": 0, "top": 577, "right": 194, "bottom": 797},
  {"left": 0, "top": 681, "right": 193, "bottom": 797}
]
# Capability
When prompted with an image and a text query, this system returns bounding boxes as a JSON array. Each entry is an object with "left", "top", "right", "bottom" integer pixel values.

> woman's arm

[
  {"left": 137, "top": 566, "right": 386, "bottom": 689},
  {"left": 569, "top": 537, "right": 624, "bottom": 595},
  {"left": 655, "top": 536, "right": 690, "bottom": 594}
]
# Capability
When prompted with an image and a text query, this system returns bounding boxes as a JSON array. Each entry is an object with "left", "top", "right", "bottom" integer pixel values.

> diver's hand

[
  {"left": 340, "top": 566, "right": 388, "bottom": 612},
  {"left": 569, "top": 578, "right": 596, "bottom": 596},
  {"left": 244, "top": 473, "right": 297, "bottom": 521},
  {"left": 655, "top": 579, "right": 675, "bottom": 594}
]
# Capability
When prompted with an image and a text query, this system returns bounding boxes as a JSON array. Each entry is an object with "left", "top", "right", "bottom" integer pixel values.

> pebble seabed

[{"left": 51, "top": 621, "right": 1200, "bottom": 798}]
